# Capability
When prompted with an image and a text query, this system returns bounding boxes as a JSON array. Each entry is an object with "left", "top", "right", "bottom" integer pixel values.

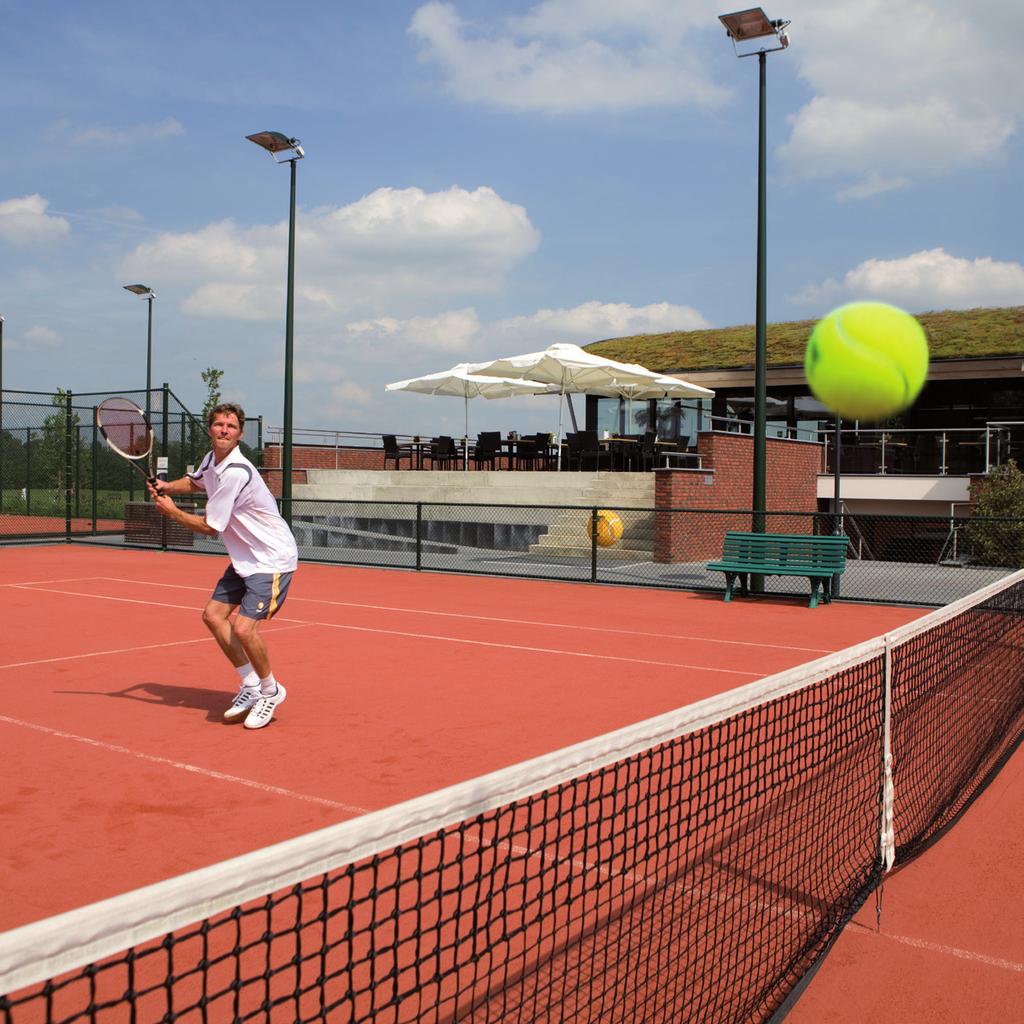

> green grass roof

[{"left": 585, "top": 305, "right": 1024, "bottom": 373}]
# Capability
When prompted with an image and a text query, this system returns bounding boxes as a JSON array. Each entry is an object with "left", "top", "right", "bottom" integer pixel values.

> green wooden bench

[{"left": 707, "top": 532, "right": 849, "bottom": 608}]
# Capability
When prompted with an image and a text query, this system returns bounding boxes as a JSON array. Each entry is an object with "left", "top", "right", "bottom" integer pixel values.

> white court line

[
  {"left": 856, "top": 926, "right": 1024, "bottom": 973},
  {"left": 0, "top": 623, "right": 311, "bottom": 671},
  {"left": 301, "top": 618, "right": 758, "bottom": 675},
  {"left": 0, "top": 714, "right": 365, "bottom": 814},
  {"left": 10, "top": 584, "right": 760, "bottom": 676},
  {"left": 1, "top": 576, "right": 104, "bottom": 588},
  {"left": 96, "top": 576, "right": 832, "bottom": 654}
]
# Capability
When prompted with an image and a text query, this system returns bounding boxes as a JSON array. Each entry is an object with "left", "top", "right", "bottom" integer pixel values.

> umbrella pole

[
  {"left": 464, "top": 395, "right": 469, "bottom": 470},
  {"left": 556, "top": 386, "right": 565, "bottom": 471}
]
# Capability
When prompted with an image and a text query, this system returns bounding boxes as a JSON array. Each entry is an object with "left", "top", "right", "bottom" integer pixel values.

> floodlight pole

[
  {"left": 123, "top": 285, "right": 156, "bottom": 423},
  {"left": 246, "top": 131, "right": 304, "bottom": 527},
  {"left": 832, "top": 416, "right": 842, "bottom": 598},
  {"left": 720, "top": 7, "right": 789, "bottom": 593},
  {"left": 145, "top": 294, "right": 154, "bottom": 423},
  {"left": 753, "top": 49, "right": 768, "bottom": 544},
  {"left": 284, "top": 155, "right": 297, "bottom": 526}
]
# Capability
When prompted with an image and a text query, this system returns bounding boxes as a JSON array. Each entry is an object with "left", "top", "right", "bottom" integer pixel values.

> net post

[
  {"left": 64, "top": 391, "right": 73, "bottom": 540},
  {"left": 879, "top": 634, "right": 895, "bottom": 873},
  {"left": 591, "top": 507, "right": 599, "bottom": 582}
]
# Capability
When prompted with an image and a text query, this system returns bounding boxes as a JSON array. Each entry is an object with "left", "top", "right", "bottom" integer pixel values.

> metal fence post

[
  {"left": 25, "top": 426, "right": 31, "bottom": 514},
  {"left": 161, "top": 382, "right": 169, "bottom": 458},
  {"left": 91, "top": 410, "right": 98, "bottom": 534},
  {"left": 64, "top": 390, "right": 73, "bottom": 539},
  {"left": 416, "top": 502, "right": 423, "bottom": 570},
  {"left": 75, "top": 425, "right": 82, "bottom": 518},
  {"left": 591, "top": 507, "right": 599, "bottom": 582}
]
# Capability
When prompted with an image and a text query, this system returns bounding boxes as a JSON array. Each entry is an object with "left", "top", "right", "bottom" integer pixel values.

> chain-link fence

[
  {"left": 0, "top": 387, "right": 261, "bottom": 541},
  {"left": 88, "top": 494, "right": 1024, "bottom": 607}
]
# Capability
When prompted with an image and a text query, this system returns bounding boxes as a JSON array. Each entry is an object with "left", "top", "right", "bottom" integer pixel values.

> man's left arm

[{"left": 152, "top": 494, "right": 219, "bottom": 537}]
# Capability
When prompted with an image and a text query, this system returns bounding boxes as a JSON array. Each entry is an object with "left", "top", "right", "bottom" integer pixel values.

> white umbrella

[
  {"left": 385, "top": 364, "right": 549, "bottom": 469},
  {"left": 467, "top": 343, "right": 712, "bottom": 468}
]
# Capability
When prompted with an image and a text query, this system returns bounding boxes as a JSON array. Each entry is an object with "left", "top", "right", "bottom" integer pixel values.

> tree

[
  {"left": 201, "top": 367, "right": 224, "bottom": 421},
  {"left": 38, "top": 390, "right": 80, "bottom": 493},
  {"left": 966, "top": 460, "right": 1024, "bottom": 568}
]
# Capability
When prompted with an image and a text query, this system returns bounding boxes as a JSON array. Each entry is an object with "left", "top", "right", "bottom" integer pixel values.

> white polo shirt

[{"left": 189, "top": 445, "right": 298, "bottom": 577}]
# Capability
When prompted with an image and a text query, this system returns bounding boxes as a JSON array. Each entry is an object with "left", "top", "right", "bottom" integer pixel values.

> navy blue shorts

[{"left": 212, "top": 565, "right": 294, "bottom": 620}]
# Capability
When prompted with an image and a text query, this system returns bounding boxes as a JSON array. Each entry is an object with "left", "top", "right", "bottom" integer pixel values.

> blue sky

[{"left": 2, "top": 0, "right": 1022, "bottom": 439}]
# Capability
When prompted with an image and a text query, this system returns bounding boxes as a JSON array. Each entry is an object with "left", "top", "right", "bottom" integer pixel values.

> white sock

[
  {"left": 259, "top": 673, "right": 278, "bottom": 696},
  {"left": 236, "top": 663, "right": 259, "bottom": 689}
]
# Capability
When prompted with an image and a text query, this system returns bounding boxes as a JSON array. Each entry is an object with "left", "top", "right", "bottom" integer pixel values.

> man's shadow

[{"left": 55, "top": 683, "right": 230, "bottom": 724}]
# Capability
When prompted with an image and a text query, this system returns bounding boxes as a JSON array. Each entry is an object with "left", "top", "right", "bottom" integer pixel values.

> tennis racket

[{"left": 96, "top": 397, "right": 157, "bottom": 485}]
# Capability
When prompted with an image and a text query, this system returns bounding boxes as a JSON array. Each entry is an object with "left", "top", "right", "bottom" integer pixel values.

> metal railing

[{"left": 820, "top": 422, "right": 1024, "bottom": 477}]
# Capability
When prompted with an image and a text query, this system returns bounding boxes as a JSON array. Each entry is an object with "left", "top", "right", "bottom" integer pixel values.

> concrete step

[
  {"left": 528, "top": 508, "right": 655, "bottom": 558},
  {"left": 294, "top": 469, "right": 657, "bottom": 508}
]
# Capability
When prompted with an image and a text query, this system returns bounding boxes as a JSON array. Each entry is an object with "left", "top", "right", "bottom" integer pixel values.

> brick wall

[
  {"left": 260, "top": 443, "right": 387, "bottom": 496},
  {"left": 124, "top": 501, "right": 195, "bottom": 547},
  {"left": 654, "top": 432, "right": 823, "bottom": 563}
]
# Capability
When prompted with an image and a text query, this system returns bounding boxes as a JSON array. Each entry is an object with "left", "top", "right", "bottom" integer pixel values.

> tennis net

[{"left": 2, "top": 571, "right": 1023, "bottom": 1024}]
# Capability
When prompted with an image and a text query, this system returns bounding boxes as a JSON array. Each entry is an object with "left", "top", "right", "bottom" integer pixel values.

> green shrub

[{"left": 966, "top": 460, "right": 1024, "bottom": 567}]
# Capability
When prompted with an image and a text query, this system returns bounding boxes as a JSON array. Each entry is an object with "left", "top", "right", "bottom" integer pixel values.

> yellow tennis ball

[
  {"left": 588, "top": 510, "right": 623, "bottom": 548},
  {"left": 805, "top": 302, "right": 929, "bottom": 420}
]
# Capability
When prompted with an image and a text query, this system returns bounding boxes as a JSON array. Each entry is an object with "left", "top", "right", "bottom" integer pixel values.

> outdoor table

[
  {"left": 407, "top": 440, "right": 432, "bottom": 469},
  {"left": 600, "top": 436, "right": 640, "bottom": 471}
]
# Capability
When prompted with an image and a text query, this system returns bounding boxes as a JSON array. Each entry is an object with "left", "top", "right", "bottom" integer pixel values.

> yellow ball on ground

[
  {"left": 588, "top": 509, "right": 624, "bottom": 548},
  {"left": 805, "top": 302, "right": 929, "bottom": 420}
]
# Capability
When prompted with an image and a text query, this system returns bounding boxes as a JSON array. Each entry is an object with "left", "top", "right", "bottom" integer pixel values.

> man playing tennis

[{"left": 147, "top": 403, "right": 298, "bottom": 730}]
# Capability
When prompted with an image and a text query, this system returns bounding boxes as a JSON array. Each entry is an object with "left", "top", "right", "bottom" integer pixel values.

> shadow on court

[{"left": 53, "top": 683, "right": 231, "bottom": 723}]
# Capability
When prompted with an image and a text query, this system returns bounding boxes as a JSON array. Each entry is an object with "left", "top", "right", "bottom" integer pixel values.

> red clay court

[{"left": 1, "top": 543, "right": 1021, "bottom": 1022}]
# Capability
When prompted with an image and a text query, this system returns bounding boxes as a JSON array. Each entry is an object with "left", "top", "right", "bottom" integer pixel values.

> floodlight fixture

[
  {"left": 246, "top": 131, "right": 304, "bottom": 163},
  {"left": 719, "top": 8, "right": 790, "bottom": 55},
  {"left": 123, "top": 283, "right": 155, "bottom": 298}
]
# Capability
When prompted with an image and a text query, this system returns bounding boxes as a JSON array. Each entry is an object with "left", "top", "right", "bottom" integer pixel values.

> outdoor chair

[
  {"left": 639, "top": 432, "right": 657, "bottom": 472},
  {"left": 382, "top": 434, "right": 414, "bottom": 470},
  {"left": 577, "top": 431, "right": 611, "bottom": 471},
  {"left": 530, "top": 433, "right": 554, "bottom": 471},
  {"left": 429, "top": 436, "right": 457, "bottom": 470},
  {"left": 473, "top": 432, "right": 501, "bottom": 470},
  {"left": 513, "top": 437, "right": 541, "bottom": 470}
]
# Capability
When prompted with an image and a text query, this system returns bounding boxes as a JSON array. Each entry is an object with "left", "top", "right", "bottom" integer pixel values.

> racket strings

[{"left": 97, "top": 399, "right": 153, "bottom": 459}]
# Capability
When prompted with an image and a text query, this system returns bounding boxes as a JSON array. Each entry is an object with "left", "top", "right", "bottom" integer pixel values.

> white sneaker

[
  {"left": 243, "top": 684, "right": 287, "bottom": 730},
  {"left": 224, "top": 685, "right": 261, "bottom": 723}
]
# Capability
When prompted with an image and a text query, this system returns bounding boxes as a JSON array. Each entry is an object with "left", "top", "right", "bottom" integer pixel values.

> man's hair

[{"left": 207, "top": 402, "right": 246, "bottom": 430}]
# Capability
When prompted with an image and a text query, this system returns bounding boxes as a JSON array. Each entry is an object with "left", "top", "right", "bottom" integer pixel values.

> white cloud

[
  {"left": 408, "top": 0, "right": 728, "bottom": 114},
  {"left": 12, "top": 325, "right": 63, "bottom": 350},
  {"left": 791, "top": 248, "right": 1024, "bottom": 311},
  {"left": 0, "top": 194, "right": 71, "bottom": 245},
  {"left": 407, "top": 2, "right": 1022, "bottom": 189},
  {"left": 52, "top": 116, "right": 185, "bottom": 146},
  {"left": 121, "top": 186, "right": 539, "bottom": 320},
  {"left": 344, "top": 309, "right": 482, "bottom": 354},
  {"left": 330, "top": 381, "right": 373, "bottom": 406},
  {"left": 85, "top": 205, "right": 145, "bottom": 223},
  {"left": 779, "top": 1, "right": 1022, "bottom": 194},
  {"left": 493, "top": 299, "right": 709, "bottom": 339}
]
